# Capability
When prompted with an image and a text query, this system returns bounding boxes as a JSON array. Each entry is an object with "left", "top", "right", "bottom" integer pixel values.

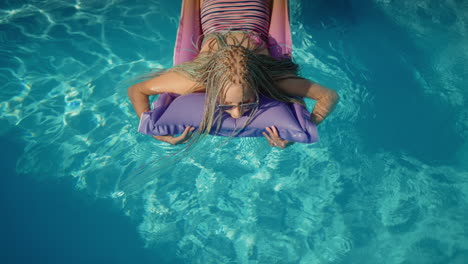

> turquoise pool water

[{"left": 1, "top": 0, "right": 467, "bottom": 263}]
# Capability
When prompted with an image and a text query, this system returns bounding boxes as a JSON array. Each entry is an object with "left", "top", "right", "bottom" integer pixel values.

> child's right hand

[{"left": 153, "top": 126, "right": 195, "bottom": 145}]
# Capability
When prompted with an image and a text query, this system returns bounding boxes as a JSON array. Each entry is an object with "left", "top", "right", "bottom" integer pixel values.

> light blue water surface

[{"left": 1, "top": 0, "right": 467, "bottom": 263}]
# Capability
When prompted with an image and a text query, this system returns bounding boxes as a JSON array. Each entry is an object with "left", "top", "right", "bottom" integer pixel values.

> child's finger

[
  {"left": 180, "top": 126, "right": 192, "bottom": 137},
  {"left": 262, "top": 131, "right": 272, "bottom": 141},
  {"left": 270, "top": 126, "right": 279, "bottom": 136}
]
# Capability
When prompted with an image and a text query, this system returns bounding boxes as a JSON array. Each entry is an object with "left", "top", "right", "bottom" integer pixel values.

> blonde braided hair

[{"left": 146, "top": 31, "right": 304, "bottom": 142}]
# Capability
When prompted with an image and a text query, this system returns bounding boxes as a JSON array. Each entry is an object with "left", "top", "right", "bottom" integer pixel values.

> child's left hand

[{"left": 262, "top": 126, "right": 294, "bottom": 149}]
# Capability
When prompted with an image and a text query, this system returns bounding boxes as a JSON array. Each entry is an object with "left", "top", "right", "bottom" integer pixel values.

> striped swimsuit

[{"left": 201, "top": 0, "right": 271, "bottom": 39}]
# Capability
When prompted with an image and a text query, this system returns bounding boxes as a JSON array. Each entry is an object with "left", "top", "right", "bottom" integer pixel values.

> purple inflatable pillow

[{"left": 138, "top": 93, "right": 319, "bottom": 143}]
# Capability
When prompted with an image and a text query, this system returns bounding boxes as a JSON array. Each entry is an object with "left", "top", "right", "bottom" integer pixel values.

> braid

[{"left": 144, "top": 32, "right": 304, "bottom": 145}]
